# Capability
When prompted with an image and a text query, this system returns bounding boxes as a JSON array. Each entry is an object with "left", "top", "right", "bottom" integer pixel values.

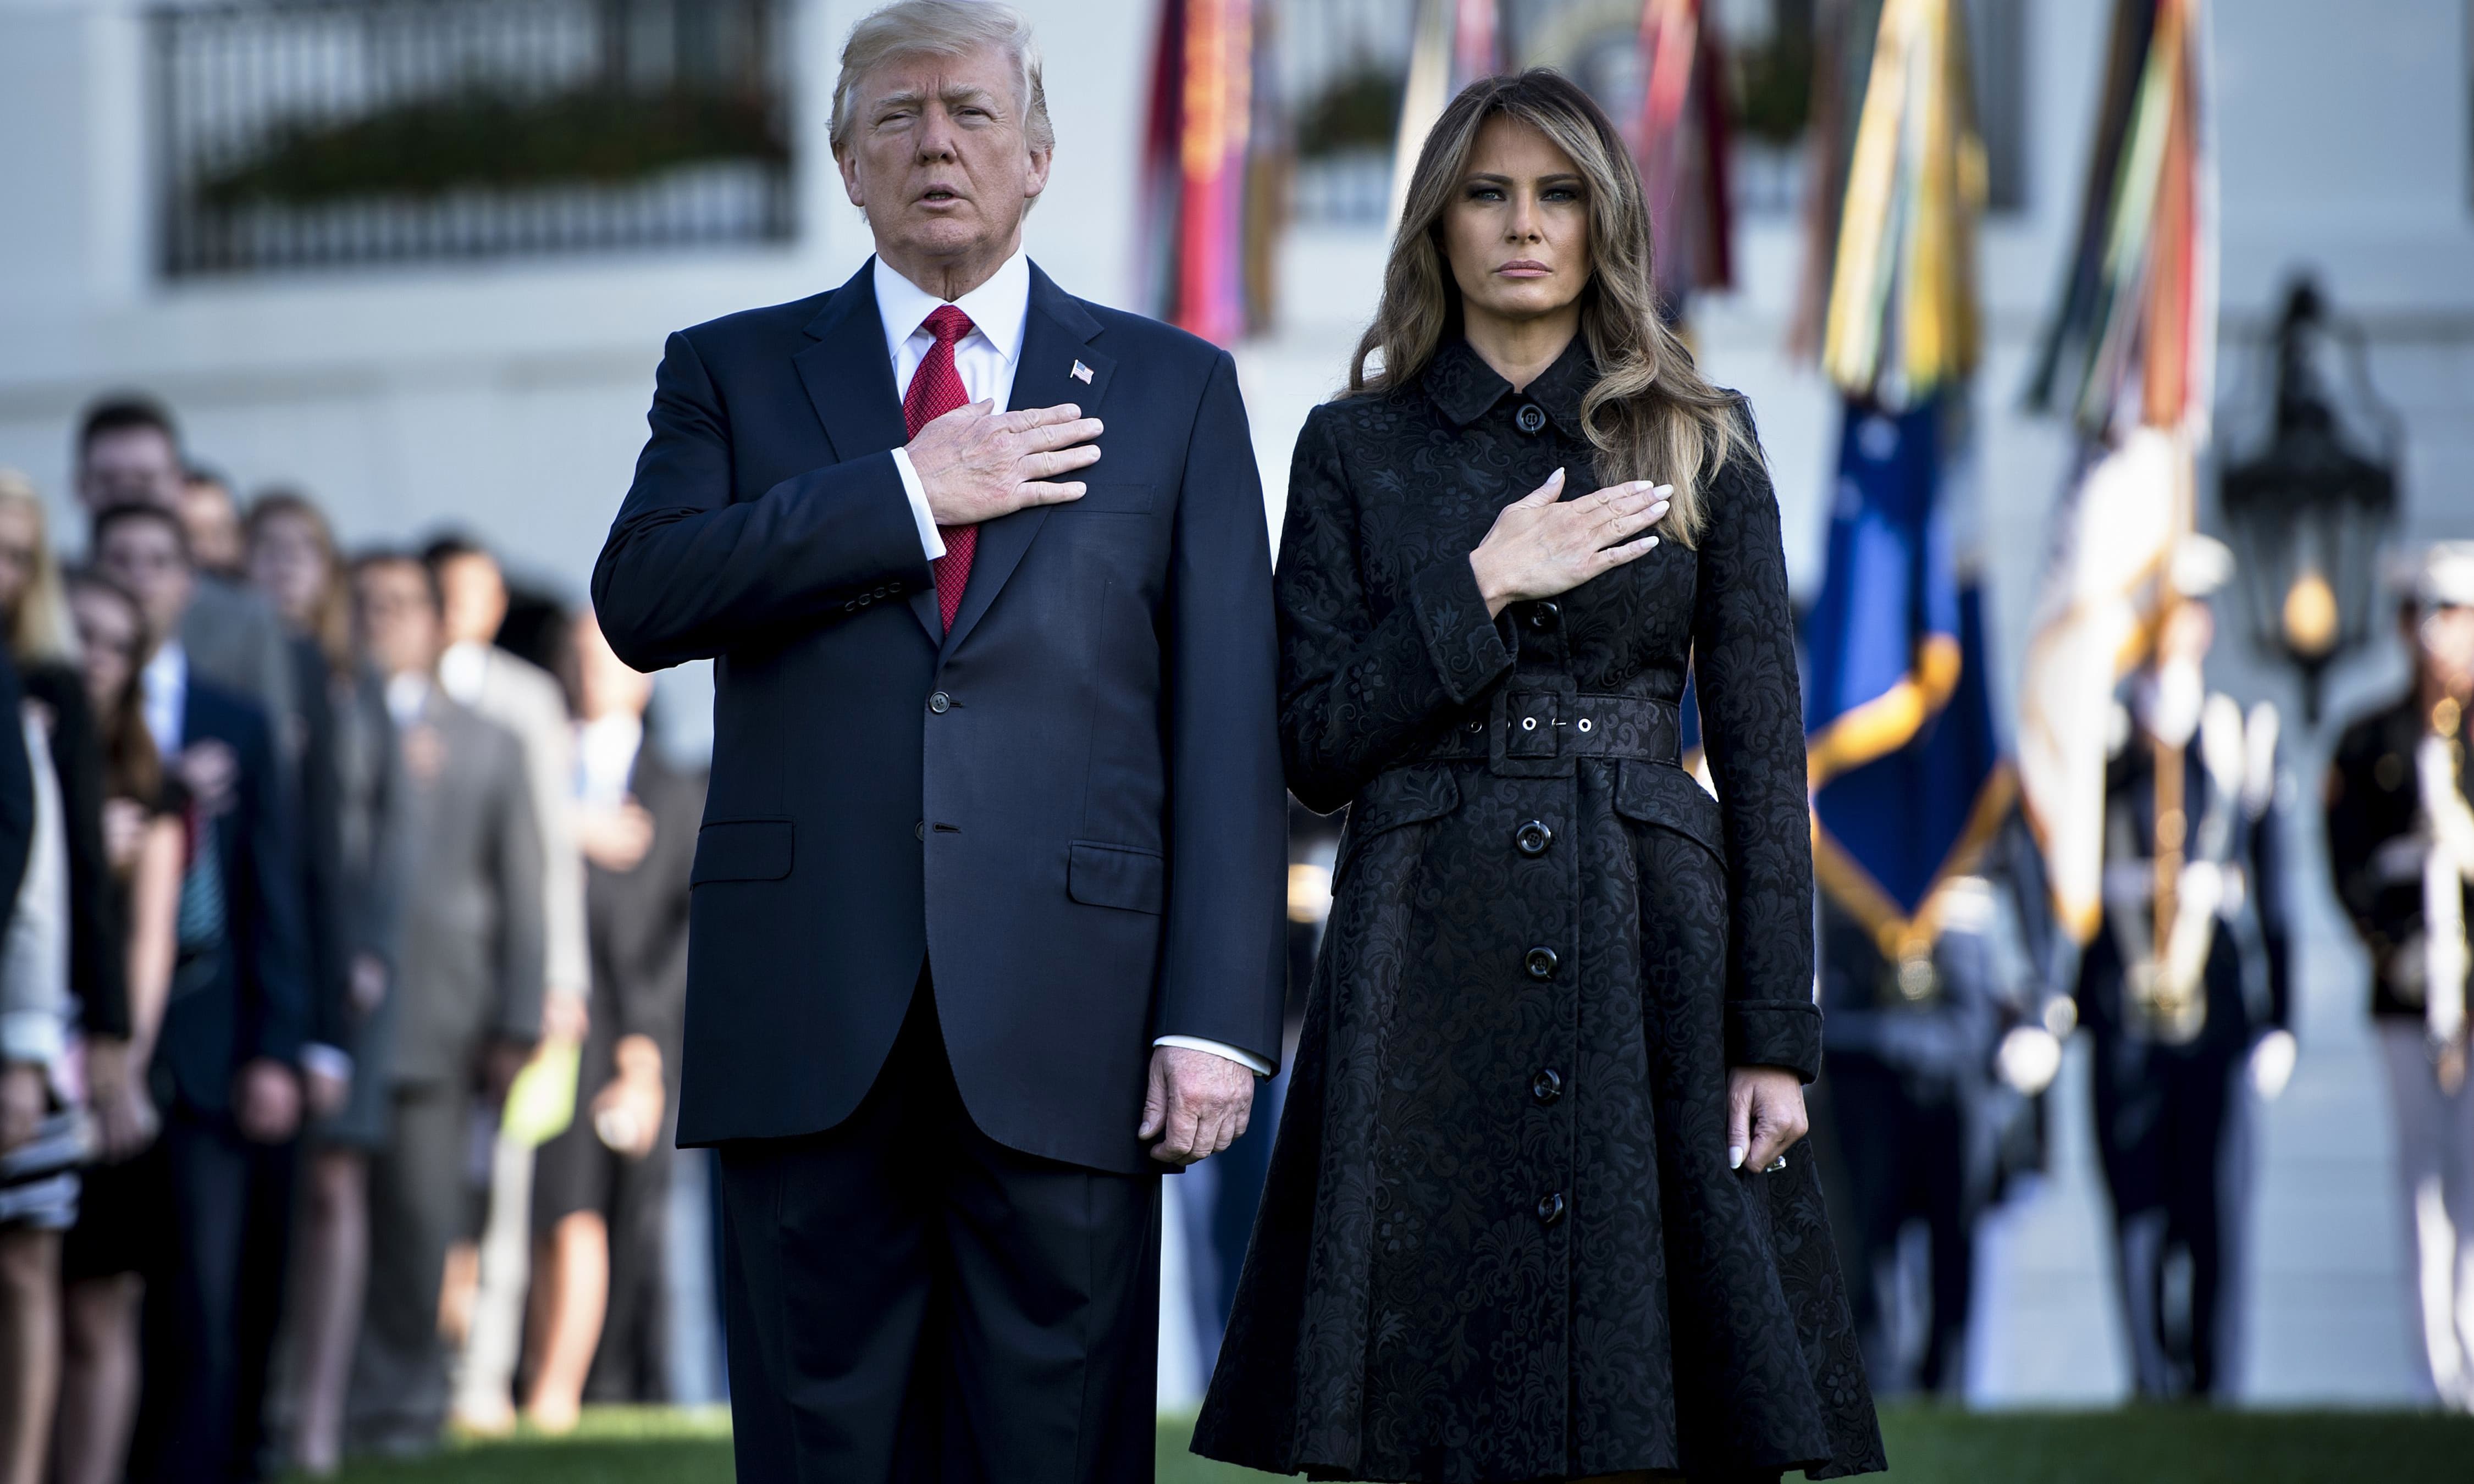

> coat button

[
  {"left": 1524, "top": 946, "right": 1559, "bottom": 980},
  {"left": 915, "top": 821, "right": 925, "bottom": 840},
  {"left": 1515, "top": 402, "right": 1547, "bottom": 434},
  {"left": 1531, "top": 1068, "right": 1562, "bottom": 1105},
  {"left": 1515, "top": 821, "right": 1553, "bottom": 856},
  {"left": 928, "top": 691, "right": 952, "bottom": 714},
  {"left": 1536, "top": 1191, "right": 1566, "bottom": 1226},
  {"left": 1526, "top": 600, "right": 1560, "bottom": 630}
]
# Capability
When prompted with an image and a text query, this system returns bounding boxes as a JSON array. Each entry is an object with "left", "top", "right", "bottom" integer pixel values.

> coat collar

[{"left": 1422, "top": 333, "right": 1593, "bottom": 434}]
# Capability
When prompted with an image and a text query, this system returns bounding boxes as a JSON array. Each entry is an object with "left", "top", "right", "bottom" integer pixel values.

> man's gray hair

[{"left": 830, "top": 0, "right": 1053, "bottom": 156}]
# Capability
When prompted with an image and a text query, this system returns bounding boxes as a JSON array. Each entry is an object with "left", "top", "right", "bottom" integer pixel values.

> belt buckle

[{"left": 1490, "top": 689, "right": 1573, "bottom": 777}]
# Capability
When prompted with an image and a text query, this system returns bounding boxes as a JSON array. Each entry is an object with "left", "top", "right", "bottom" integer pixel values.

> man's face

[
  {"left": 94, "top": 517, "right": 194, "bottom": 650},
  {"left": 180, "top": 478, "right": 244, "bottom": 575},
  {"left": 356, "top": 562, "right": 441, "bottom": 680},
  {"left": 836, "top": 44, "right": 1050, "bottom": 274},
  {"left": 79, "top": 427, "right": 185, "bottom": 512},
  {"left": 2421, "top": 604, "right": 2474, "bottom": 697},
  {"left": 435, "top": 552, "right": 508, "bottom": 648}
]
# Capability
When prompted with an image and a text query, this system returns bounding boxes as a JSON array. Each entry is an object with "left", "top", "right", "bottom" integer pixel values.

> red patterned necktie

[{"left": 903, "top": 304, "right": 978, "bottom": 631}]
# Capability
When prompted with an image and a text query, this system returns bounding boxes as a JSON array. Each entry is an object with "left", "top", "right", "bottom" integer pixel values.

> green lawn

[{"left": 325, "top": 1405, "right": 2474, "bottom": 1483}]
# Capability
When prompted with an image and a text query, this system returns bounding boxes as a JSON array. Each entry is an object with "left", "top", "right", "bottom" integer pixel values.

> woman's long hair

[
  {"left": 245, "top": 489, "right": 352, "bottom": 674},
  {"left": 0, "top": 470, "right": 82, "bottom": 666},
  {"left": 64, "top": 569, "right": 162, "bottom": 808},
  {"left": 1350, "top": 69, "right": 1750, "bottom": 545}
]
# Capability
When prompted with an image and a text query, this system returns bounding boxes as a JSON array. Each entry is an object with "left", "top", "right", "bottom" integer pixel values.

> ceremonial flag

[
  {"left": 1629, "top": 0, "right": 1733, "bottom": 313},
  {"left": 2018, "top": 0, "right": 2216, "bottom": 940},
  {"left": 1141, "top": 0, "right": 1272, "bottom": 344},
  {"left": 1795, "top": 0, "right": 2003, "bottom": 965},
  {"left": 1385, "top": 0, "right": 1503, "bottom": 234}
]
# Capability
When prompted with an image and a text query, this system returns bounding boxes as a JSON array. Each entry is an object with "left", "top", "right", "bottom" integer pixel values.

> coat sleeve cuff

[
  {"left": 1409, "top": 557, "right": 1515, "bottom": 706},
  {"left": 1727, "top": 998, "right": 1822, "bottom": 1082}
]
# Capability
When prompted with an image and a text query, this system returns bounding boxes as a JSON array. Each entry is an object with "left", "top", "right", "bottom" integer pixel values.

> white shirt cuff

[
  {"left": 1152, "top": 1035, "right": 1272, "bottom": 1077},
  {"left": 300, "top": 1042, "right": 354, "bottom": 1084},
  {"left": 0, "top": 1011, "right": 63, "bottom": 1069},
  {"left": 888, "top": 449, "right": 947, "bottom": 561}
]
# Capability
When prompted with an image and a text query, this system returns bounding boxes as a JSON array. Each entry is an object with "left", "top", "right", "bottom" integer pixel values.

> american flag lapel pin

[{"left": 1071, "top": 359, "right": 1094, "bottom": 384}]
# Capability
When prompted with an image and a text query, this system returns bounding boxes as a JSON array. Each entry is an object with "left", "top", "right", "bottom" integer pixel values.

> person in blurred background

[
  {"left": 54, "top": 569, "right": 185, "bottom": 1484},
  {"left": 91, "top": 502, "right": 308, "bottom": 1484},
  {"left": 245, "top": 495, "right": 401, "bottom": 1473},
  {"left": 0, "top": 475, "right": 120, "bottom": 1484},
  {"left": 417, "top": 536, "right": 584, "bottom": 1435},
  {"left": 2327, "top": 541, "right": 2474, "bottom": 1410},
  {"left": 343, "top": 553, "right": 541, "bottom": 1459},
  {"left": 74, "top": 401, "right": 294, "bottom": 741},
  {"left": 520, "top": 610, "right": 699, "bottom": 1430},
  {"left": 178, "top": 473, "right": 246, "bottom": 584},
  {"left": 2077, "top": 537, "right": 2295, "bottom": 1402},
  {"left": 0, "top": 495, "right": 51, "bottom": 1484}
]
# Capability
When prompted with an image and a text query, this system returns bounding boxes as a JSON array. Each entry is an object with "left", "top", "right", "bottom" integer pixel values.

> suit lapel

[
  {"left": 789, "top": 262, "right": 946, "bottom": 644},
  {"left": 942, "top": 265, "right": 1114, "bottom": 656}
]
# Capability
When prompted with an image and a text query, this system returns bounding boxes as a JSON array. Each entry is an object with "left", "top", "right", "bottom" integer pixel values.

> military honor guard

[
  {"left": 2325, "top": 541, "right": 2474, "bottom": 1409},
  {"left": 2077, "top": 536, "right": 2296, "bottom": 1400}
]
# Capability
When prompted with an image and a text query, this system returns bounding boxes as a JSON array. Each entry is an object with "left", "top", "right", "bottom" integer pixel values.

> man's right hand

[{"left": 907, "top": 401, "right": 1101, "bottom": 526}]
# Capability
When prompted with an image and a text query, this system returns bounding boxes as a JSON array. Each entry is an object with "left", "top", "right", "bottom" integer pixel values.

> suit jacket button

[
  {"left": 1515, "top": 821, "right": 1553, "bottom": 856},
  {"left": 915, "top": 821, "right": 925, "bottom": 841},
  {"left": 928, "top": 691, "right": 952, "bottom": 715},
  {"left": 1524, "top": 946, "right": 1558, "bottom": 980},
  {"left": 1531, "top": 1067, "right": 1562, "bottom": 1104},
  {"left": 1536, "top": 1191, "right": 1566, "bottom": 1226}
]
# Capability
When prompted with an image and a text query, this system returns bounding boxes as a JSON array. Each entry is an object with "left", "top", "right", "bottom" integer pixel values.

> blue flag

[{"left": 1802, "top": 394, "right": 2013, "bottom": 957}]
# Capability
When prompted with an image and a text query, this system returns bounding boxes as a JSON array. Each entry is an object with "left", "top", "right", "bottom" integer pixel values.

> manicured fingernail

[
  {"left": 1649, "top": 501, "right": 1670, "bottom": 517},
  {"left": 1728, "top": 1145, "right": 1746, "bottom": 1170},
  {"left": 1646, "top": 536, "right": 1660, "bottom": 550}
]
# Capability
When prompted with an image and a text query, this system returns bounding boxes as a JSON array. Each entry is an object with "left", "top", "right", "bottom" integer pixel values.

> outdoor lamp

[{"left": 2218, "top": 277, "right": 2401, "bottom": 724}]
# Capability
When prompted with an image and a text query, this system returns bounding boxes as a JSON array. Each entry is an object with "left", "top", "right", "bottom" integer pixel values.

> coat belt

[{"left": 1410, "top": 691, "right": 1682, "bottom": 777}]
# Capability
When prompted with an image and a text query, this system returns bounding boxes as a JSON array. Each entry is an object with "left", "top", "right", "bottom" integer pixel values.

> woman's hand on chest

[{"left": 1468, "top": 467, "right": 1671, "bottom": 619}]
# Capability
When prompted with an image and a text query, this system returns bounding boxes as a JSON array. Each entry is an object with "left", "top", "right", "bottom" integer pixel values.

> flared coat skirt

[{"left": 1193, "top": 755, "right": 1884, "bottom": 1482}]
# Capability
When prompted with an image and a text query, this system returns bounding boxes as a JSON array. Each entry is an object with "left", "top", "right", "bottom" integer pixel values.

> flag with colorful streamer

[
  {"left": 1385, "top": 0, "right": 1504, "bottom": 234},
  {"left": 1797, "top": 0, "right": 2008, "bottom": 969},
  {"left": 1629, "top": 0, "right": 1733, "bottom": 314},
  {"left": 2017, "top": 0, "right": 2216, "bottom": 942},
  {"left": 1141, "top": 0, "right": 1278, "bottom": 344}
]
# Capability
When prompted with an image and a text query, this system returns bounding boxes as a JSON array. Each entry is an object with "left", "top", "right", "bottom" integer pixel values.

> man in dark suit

[
  {"left": 590, "top": 2, "right": 1285, "bottom": 1477},
  {"left": 343, "top": 553, "right": 545, "bottom": 1457},
  {"left": 90, "top": 503, "right": 310, "bottom": 1484}
]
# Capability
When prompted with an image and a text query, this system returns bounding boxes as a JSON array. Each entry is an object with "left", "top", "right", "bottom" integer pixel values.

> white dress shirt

[
  {"left": 876, "top": 251, "right": 1034, "bottom": 562},
  {"left": 575, "top": 713, "right": 644, "bottom": 811},
  {"left": 141, "top": 641, "right": 189, "bottom": 759},
  {"left": 868, "top": 254, "right": 1269, "bottom": 1081}
]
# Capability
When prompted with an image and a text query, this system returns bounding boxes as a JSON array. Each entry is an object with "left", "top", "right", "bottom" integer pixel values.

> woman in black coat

[{"left": 1195, "top": 73, "right": 1881, "bottom": 1483}]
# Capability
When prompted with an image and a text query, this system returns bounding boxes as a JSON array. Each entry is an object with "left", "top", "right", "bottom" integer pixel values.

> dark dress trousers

[
  {"left": 1195, "top": 340, "right": 1881, "bottom": 1482},
  {"left": 592, "top": 258, "right": 1285, "bottom": 1482},
  {"left": 132, "top": 675, "right": 310, "bottom": 1484}
]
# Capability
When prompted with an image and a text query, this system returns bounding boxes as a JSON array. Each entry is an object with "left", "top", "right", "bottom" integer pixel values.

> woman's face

[
  {"left": 1440, "top": 115, "right": 1593, "bottom": 329},
  {"left": 0, "top": 503, "right": 41, "bottom": 619},
  {"left": 70, "top": 585, "right": 141, "bottom": 715},
  {"left": 247, "top": 511, "right": 329, "bottom": 632}
]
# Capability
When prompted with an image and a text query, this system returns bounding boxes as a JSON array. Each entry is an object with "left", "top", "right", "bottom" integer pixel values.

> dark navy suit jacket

[
  {"left": 593, "top": 259, "right": 1286, "bottom": 1174},
  {"left": 154, "top": 674, "right": 310, "bottom": 1116}
]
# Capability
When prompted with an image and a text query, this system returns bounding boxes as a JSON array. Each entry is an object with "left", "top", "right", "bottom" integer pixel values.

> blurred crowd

[{"left": 0, "top": 394, "right": 703, "bottom": 1484}]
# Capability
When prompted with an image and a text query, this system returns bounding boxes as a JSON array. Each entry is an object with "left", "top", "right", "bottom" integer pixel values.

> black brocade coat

[{"left": 1195, "top": 340, "right": 1881, "bottom": 1482}]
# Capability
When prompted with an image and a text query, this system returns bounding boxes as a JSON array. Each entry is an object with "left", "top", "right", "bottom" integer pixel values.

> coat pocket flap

[
  {"left": 1348, "top": 765, "right": 1463, "bottom": 838},
  {"left": 1613, "top": 761, "right": 1727, "bottom": 866},
  {"left": 691, "top": 818, "right": 795, "bottom": 885},
  {"left": 1068, "top": 841, "right": 1167, "bottom": 913}
]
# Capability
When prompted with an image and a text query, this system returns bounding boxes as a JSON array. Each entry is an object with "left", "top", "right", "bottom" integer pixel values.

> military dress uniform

[
  {"left": 2077, "top": 689, "right": 2292, "bottom": 1399},
  {"left": 2327, "top": 687, "right": 2474, "bottom": 1405}
]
